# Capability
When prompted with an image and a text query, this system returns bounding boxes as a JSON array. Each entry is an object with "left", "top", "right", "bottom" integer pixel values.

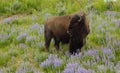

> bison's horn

[{"left": 78, "top": 15, "right": 82, "bottom": 22}]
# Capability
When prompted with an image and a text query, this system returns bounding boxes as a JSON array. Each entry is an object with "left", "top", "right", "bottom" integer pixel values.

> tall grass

[
  {"left": 0, "top": 0, "right": 120, "bottom": 73},
  {"left": 0, "top": 0, "right": 120, "bottom": 17}
]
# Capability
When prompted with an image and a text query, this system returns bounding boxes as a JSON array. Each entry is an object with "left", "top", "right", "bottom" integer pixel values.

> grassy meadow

[{"left": 0, "top": 0, "right": 120, "bottom": 73}]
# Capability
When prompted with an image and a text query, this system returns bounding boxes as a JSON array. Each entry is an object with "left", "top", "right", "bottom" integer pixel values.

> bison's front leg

[
  {"left": 54, "top": 37, "right": 60, "bottom": 51},
  {"left": 69, "top": 40, "right": 77, "bottom": 54}
]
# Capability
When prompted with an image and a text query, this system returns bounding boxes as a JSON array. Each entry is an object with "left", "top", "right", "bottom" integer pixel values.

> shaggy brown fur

[{"left": 44, "top": 11, "right": 90, "bottom": 54}]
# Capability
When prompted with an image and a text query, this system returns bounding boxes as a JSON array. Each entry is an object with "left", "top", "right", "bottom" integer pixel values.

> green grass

[{"left": 0, "top": 0, "right": 120, "bottom": 73}]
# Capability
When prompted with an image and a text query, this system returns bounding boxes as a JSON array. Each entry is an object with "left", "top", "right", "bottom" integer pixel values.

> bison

[{"left": 44, "top": 11, "right": 90, "bottom": 54}]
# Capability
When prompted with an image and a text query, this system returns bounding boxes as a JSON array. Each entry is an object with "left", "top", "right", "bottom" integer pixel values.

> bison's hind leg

[
  {"left": 44, "top": 27, "right": 53, "bottom": 52},
  {"left": 53, "top": 37, "right": 60, "bottom": 51}
]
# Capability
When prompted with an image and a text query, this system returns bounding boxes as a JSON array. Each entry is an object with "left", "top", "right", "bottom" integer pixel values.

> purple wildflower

[
  {"left": 97, "top": 65, "right": 105, "bottom": 70},
  {"left": 38, "top": 25, "right": 44, "bottom": 34},
  {"left": 66, "top": 62, "right": 79, "bottom": 69},
  {"left": 0, "top": 69, "right": 3, "bottom": 73},
  {"left": 26, "top": 36, "right": 36, "bottom": 42},
  {"left": 76, "top": 67, "right": 88, "bottom": 73},
  {"left": 63, "top": 62, "right": 79, "bottom": 73},
  {"left": 106, "top": 32, "right": 110, "bottom": 41},
  {"left": 3, "top": 18, "right": 13, "bottom": 24},
  {"left": 0, "top": 33, "right": 9, "bottom": 40},
  {"left": 88, "top": 69, "right": 95, "bottom": 73},
  {"left": 41, "top": 54, "right": 63, "bottom": 68},
  {"left": 53, "top": 58, "right": 62, "bottom": 67},
  {"left": 96, "top": 56, "right": 100, "bottom": 61},
  {"left": 108, "top": 54, "right": 115, "bottom": 60},
  {"left": 75, "top": 52, "right": 82, "bottom": 58},
  {"left": 102, "top": 21, "right": 108, "bottom": 25},
  {"left": 16, "top": 32, "right": 27, "bottom": 41},
  {"left": 117, "top": 42, "right": 120, "bottom": 47},
  {"left": 19, "top": 43, "right": 27, "bottom": 49},
  {"left": 84, "top": 49, "right": 98, "bottom": 56},
  {"left": 115, "top": 18, "right": 120, "bottom": 27},
  {"left": 115, "top": 61, "right": 120, "bottom": 73},
  {"left": 45, "top": 13, "right": 51, "bottom": 20},
  {"left": 30, "top": 23, "right": 40, "bottom": 30},
  {"left": 102, "top": 48, "right": 112, "bottom": 54},
  {"left": 32, "top": 15, "right": 37, "bottom": 20},
  {"left": 41, "top": 59, "right": 52, "bottom": 67},
  {"left": 38, "top": 42, "right": 44, "bottom": 47},
  {"left": 63, "top": 68, "right": 75, "bottom": 73}
]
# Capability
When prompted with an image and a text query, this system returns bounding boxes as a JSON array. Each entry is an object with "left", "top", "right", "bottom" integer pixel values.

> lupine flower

[
  {"left": 38, "top": 42, "right": 44, "bottom": 47},
  {"left": 102, "top": 48, "right": 112, "bottom": 54},
  {"left": 26, "top": 36, "right": 36, "bottom": 42},
  {"left": 53, "top": 58, "right": 63, "bottom": 67},
  {"left": 107, "top": 61, "right": 114, "bottom": 70},
  {"left": 0, "top": 33, "right": 9, "bottom": 40},
  {"left": 41, "top": 59, "right": 52, "bottom": 67},
  {"left": 76, "top": 67, "right": 88, "bottom": 73},
  {"left": 16, "top": 32, "right": 27, "bottom": 41},
  {"left": 0, "top": 34, "right": 2, "bottom": 39},
  {"left": 66, "top": 62, "right": 79, "bottom": 69},
  {"left": 96, "top": 55, "right": 100, "bottom": 61},
  {"left": 63, "top": 62, "right": 79, "bottom": 73},
  {"left": 84, "top": 49, "right": 98, "bottom": 56},
  {"left": 63, "top": 68, "right": 75, "bottom": 73},
  {"left": 32, "top": 15, "right": 37, "bottom": 20},
  {"left": 75, "top": 52, "right": 82, "bottom": 58},
  {"left": 88, "top": 69, "right": 95, "bottom": 73},
  {"left": 19, "top": 43, "right": 27, "bottom": 49},
  {"left": 108, "top": 54, "right": 115, "bottom": 60},
  {"left": 30, "top": 23, "right": 40, "bottom": 30},
  {"left": 3, "top": 18, "right": 13, "bottom": 24},
  {"left": 115, "top": 18, "right": 120, "bottom": 27},
  {"left": 38, "top": 25, "right": 44, "bottom": 34},
  {"left": 97, "top": 65, "right": 107, "bottom": 71},
  {"left": 102, "top": 21, "right": 108, "bottom": 25},
  {"left": 117, "top": 42, "right": 120, "bottom": 47},
  {"left": 0, "top": 69, "right": 3, "bottom": 73},
  {"left": 106, "top": 32, "right": 110, "bottom": 41},
  {"left": 41, "top": 54, "right": 63, "bottom": 68},
  {"left": 45, "top": 13, "right": 51, "bottom": 20},
  {"left": 115, "top": 61, "right": 120, "bottom": 73}
]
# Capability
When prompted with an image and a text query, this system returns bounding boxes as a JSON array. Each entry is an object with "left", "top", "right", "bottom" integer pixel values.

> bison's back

[{"left": 45, "top": 15, "right": 71, "bottom": 38}]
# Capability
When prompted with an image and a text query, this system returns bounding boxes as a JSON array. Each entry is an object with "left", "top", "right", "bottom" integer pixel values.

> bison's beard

[{"left": 69, "top": 36, "right": 84, "bottom": 54}]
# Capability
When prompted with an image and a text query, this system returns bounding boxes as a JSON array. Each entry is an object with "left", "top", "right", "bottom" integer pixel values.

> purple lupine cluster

[
  {"left": 16, "top": 61, "right": 40, "bottom": 73},
  {"left": 16, "top": 32, "right": 28, "bottom": 41},
  {"left": 19, "top": 43, "right": 27, "bottom": 49},
  {"left": 115, "top": 61, "right": 120, "bottom": 73},
  {"left": 3, "top": 15, "right": 18, "bottom": 24},
  {"left": 84, "top": 49, "right": 98, "bottom": 56},
  {"left": 45, "top": 13, "right": 51, "bottom": 20},
  {"left": 3, "top": 18, "right": 13, "bottom": 24},
  {"left": 63, "top": 62, "right": 94, "bottom": 73},
  {"left": 63, "top": 62, "right": 79, "bottom": 73},
  {"left": 26, "top": 35, "right": 36, "bottom": 42},
  {"left": 101, "top": 47, "right": 112, "bottom": 55},
  {"left": 30, "top": 23, "right": 40, "bottom": 30},
  {"left": 0, "top": 33, "right": 9, "bottom": 41},
  {"left": 38, "top": 25, "right": 44, "bottom": 34},
  {"left": 41, "top": 54, "right": 63, "bottom": 68},
  {"left": 76, "top": 67, "right": 88, "bottom": 73},
  {"left": 29, "top": 23, "right": 44, "bottom": 35},
  {"left": 38, "top": 42, "right": 44, "bottom": 47}
]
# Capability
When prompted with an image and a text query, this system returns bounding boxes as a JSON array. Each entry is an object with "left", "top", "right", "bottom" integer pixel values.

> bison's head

[{"left": 68, "top": 12, "right": 90, "bottom": 50}]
